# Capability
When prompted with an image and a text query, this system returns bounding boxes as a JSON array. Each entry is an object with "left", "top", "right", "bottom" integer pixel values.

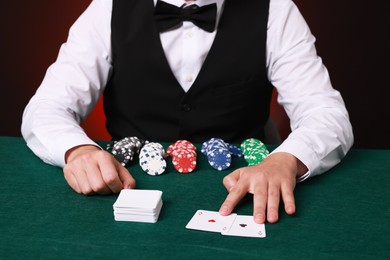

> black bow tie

[{"left": 154, "top": 1, "right": 217, "bottom": 33}]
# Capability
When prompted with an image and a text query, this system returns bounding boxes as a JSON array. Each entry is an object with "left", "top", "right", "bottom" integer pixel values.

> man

[{"left": 21, "top": 0, "right": 354, "bottom": 224}]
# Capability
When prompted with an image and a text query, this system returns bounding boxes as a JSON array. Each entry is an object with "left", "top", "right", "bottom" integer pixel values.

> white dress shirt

[{"left": 21, "top": 0, "right": 354, "bottom": 181}]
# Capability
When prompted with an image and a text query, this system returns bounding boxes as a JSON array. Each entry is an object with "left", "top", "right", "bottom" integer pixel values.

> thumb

[
  {"left": 222, "top": 168, "right": 241, "bottom": 191},
  {"left": 118, "top": 167, "right": 136, "bottom": 189}
]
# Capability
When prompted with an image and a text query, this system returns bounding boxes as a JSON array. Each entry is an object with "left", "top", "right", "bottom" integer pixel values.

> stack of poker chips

[
  {"left": 227, "top": 143, "right": 244, "bottom": 158},
  {"left": 167, "top": 140, "right": 197, "bottom": 173},
  {"left": 113, "top": 189, "right": 163, "bottom": 223},
  {"left": 139, "top": 142, "right": 167, "bottom": 176},
  {"left": 240, "top": 138, "right": 269, "bottom": 166},
  {"left": 201, "top": 138, "right": 243, "bottom": 171},
  {"left": 107, "top": 136, "right": 146, "bottom": 166}
]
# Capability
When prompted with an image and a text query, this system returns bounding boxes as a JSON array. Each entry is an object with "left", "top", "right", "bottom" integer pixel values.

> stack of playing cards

[
  {"left": 186, "top": 210, "right": 266, "bottom": 238},
  {"left": 113, "top": 189, "right": 163, "bottom": 223}
]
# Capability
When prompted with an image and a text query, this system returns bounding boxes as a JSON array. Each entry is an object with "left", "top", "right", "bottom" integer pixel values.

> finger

[
  {"left": 222, "top": 169, "right": 241, "bottom": 191},
  {"left": 85, "top": 163, "right": 112, "bottom": 195},
  {"left": 63, "top": 167, "right": 81, "bottom": 194},
  {"left": 98, "top": 160, "right": 123, "bottom": 194},
  {"left": 219, "top": 178, "right": 248, "bottom": 216},
  {"left": 281, "top": 182, "right": 296, "bottom": 215},
  {"left": 266, "top": 184, "right": 281, "bottom": 223},
  {"left": 253, "top": 183, "right": 268, "bottom": 224},
  {"left": 117, "top": 165, "right": 136, "bottom": 189},
  {"left": 73, "top": 169, "right": 95, "bottom": 195}
]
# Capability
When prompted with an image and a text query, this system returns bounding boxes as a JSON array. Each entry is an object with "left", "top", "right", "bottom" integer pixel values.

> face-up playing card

[
  {"left": 221, "top": 215, "right": 266, "bottom": 238},
  {"left": 186, "top": 210, "right": 237, "bottom": 233}
]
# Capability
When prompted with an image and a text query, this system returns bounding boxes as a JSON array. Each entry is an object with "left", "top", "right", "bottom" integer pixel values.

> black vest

[{"left": 104, "top": 0, "right": 273, "bottom": 143}]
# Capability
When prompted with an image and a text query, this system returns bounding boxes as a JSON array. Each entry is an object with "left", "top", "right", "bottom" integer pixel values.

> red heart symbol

[{"left": 208, "top": 219, "right": 216, "bottom": 223}]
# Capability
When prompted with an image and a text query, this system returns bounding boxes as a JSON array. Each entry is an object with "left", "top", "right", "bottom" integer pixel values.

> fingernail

[
  {"left": 255, "top": 213, "right": 263, "bottom": 223},
  {"left": 268, "top": 212, "right": 278, "bottom": 223},
  {"left": 220, "top": 205, "right": 229, "bottom": 214}
]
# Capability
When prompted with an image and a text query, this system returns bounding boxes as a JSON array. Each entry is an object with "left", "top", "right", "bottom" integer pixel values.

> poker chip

[
  {"left": 227, "top": 143, "right": 243, "bottom": 157},
  {"left": 167, "top": 139, "right": 196, "bottom": 153},
  {"left": 139, "top": 142, "right": 167, "bottom": 176},
  {"left": 240, "top": 138, "right": 269, "bottom": 166},
  {"left": 167, "top": 140, "right": 197, "bottom": 173},
  {"left": 201, "top": 138, "right": 232, "bottom": 171},
  {"left": 106, "top": 136, "right": 147, "bottom": 166}
]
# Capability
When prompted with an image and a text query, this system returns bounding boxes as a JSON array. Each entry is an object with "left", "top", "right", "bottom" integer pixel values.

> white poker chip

[{"left": 139, "top": 142, "right": 167, "bottom": 176}]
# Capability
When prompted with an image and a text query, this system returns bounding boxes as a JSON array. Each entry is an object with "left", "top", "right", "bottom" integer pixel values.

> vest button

[{"left": 182, "top": 103, "right": 192, "bottom": 112}]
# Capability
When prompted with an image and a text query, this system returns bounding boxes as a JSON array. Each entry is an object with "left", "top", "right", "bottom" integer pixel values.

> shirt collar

[
  {"left": 154, "top": 0, "right": 224, "bottom": 11},
  {"left": 153, "top": 0, "right": 225, "bottom": 29}
]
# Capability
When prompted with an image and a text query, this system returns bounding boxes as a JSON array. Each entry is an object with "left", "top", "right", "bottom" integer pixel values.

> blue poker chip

[
  {"left": 202, "top": 138, "right": 232, "bottom": 171},
  {"left": 227, "top": 144, "right": 243, "bottom": 157},
  {"left": 207, "top": 148, "right": 232, "bottom": 171},
  {"left": 201, "top": 140, "right": 212, "bottom": 156}
]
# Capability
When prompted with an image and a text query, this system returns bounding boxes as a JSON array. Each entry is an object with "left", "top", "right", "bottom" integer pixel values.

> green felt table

[{"left": 0, "top": 136, "right": 389, "bottom": 259}]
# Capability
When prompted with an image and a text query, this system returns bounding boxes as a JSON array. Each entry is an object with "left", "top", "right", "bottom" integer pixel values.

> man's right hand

[{"left": 63, "top": 145, "right": 136, "bottom": 195}]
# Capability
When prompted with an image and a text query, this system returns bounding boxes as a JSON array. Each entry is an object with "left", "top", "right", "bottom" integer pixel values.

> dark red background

[{"left": 1, "top": 0, "right": 389, "bottom": 148}]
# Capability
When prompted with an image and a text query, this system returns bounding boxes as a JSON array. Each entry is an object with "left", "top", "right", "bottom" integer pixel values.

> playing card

[
  {"left": 113, "top": 189, "right": 162, "bottom": 211},
  {"left": 114, "top": 201, "right": 163, "bottom": 223},
  {"left": 113, "top": 189, "right": 163, "bottom": 223},
  {"left": 114, "top": 200, "right": 163, "bottom": 215},
  {"left": 221, "top": 215, "right": 266, "bottom": 238},
  {"left": 114, "top": 212, "right": 161, "bottom": 223},
  {"left": 185, "top": 210, "right": 237, "bottom": 233}
]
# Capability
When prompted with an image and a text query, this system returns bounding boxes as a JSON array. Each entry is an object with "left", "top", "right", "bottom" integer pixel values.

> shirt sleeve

[
  {"left": 266, "top": 0, "right": 354, "bottom": 181},
  {"left": 21, "top": 0, "right": 113, "bottom": 167}
]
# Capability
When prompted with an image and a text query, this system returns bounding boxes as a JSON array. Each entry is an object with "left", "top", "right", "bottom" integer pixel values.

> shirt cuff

[
  {"left": 270, "top": 138, "right": 320, "bottom": 182},
  {"left": 50, "top": 133, "right": 102, "bottom": 168}
]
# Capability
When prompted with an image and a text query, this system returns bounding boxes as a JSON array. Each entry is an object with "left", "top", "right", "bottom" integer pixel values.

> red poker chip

[
  {"left": 168, "top": 140, "right": 197, "bottom": 173},
  {"left": 170, "top": 149, "right": 196, "bottom": 157},
  {"left": 168, "top": 140, "right": 196, "bottom": 153},
  {"left": 172, "top": 154, "right": 197, "bottom": 173},
  {"left": 176, "top": 141, "right": 196, "bottom": 150}
]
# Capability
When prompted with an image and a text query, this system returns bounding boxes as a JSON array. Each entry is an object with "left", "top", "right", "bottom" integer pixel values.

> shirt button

[
  {"left": 185, "top": 31, "right": 193, "bottom": 39},
  {"left": 182, "top": 103, "right": 192, "bottom": 112},
  {"left": 185, "top": 75, "right": 193, "bottom": 83}
]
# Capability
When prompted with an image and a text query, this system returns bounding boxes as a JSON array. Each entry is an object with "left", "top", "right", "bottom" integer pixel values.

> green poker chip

[{"left": 241, "top": 138, "right": 269, "bottom": 166}]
